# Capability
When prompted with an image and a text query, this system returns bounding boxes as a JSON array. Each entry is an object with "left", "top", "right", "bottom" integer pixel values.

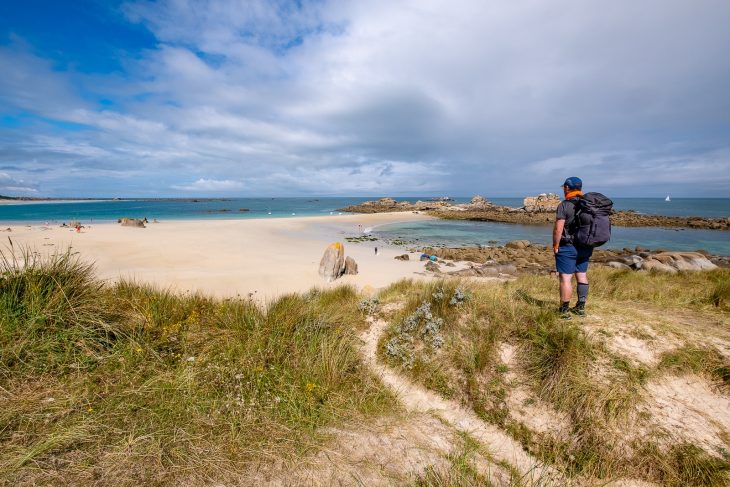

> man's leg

[
  {"left": 555, "top": 246, "right": 578, "bottom": 318},
  {"left": 558, "top": 273, "right": 573, "bottom": 317},
  {"left": 560, "top": 273, "right": 573, "bottom": 302},
  {"left": 572, "top": 247, "right": 592, "bottom": 315}
]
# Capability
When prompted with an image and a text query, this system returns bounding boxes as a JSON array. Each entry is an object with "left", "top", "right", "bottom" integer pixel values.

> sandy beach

[{"left": 1, "top": 212, "right": 442, "bottom": 300}]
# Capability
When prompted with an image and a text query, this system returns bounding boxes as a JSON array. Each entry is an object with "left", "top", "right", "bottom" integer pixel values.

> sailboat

[{"left": 665, "top": 195, "right": 671, "bottom": 202}]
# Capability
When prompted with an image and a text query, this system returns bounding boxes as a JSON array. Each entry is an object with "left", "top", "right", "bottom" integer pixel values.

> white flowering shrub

[
  {"left": 357, "top": 297, "right": 379, "bottom": 314},
  {"left": 450, "top": 288, "right": 467, "bottom": 305},
  {"left": 384, "top": 292, "right": 463, "bottom": 368}
]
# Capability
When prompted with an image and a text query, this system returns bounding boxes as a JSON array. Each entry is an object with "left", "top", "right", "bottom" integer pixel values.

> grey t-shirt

[{"left": 555, "top": 198, "right": 579, "bottom": 246}]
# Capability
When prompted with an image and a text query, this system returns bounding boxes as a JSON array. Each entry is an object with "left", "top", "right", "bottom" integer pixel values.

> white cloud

[
  {"left": 0, "top": 1, "right": 729, "bottom": 196},
  {"left": 0, "top": 172, "right": 38, "bottom": 193},
  {"left": 172, "top": 178, "right": 245, "bottom": 191}
]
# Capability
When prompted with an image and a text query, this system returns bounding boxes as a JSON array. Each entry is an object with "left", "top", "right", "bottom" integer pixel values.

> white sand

[{"left": 2, "top": 213, "right": 440, "bottom": 300}]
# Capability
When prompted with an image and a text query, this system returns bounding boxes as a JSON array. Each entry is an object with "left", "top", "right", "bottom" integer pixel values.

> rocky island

[{"left": 338, "top": 196, "right": 730, "bottom": 230}]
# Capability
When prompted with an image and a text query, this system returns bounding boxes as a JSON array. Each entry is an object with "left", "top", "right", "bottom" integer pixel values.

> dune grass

[
  {"left": 2, "top": 249, "right": 728, "bottom": 485},
  {"left": 0, "top": 250, "right": 395, "bottom": 485},
  {"left": 377, "top": 267, "right": 730, "bottom": 485}
]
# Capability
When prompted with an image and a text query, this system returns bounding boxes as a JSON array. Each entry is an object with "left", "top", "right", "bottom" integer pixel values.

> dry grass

[
  {"left": 377, "top": 267, "right": 730, "bottom": 485},
  {"left": 2, "top": 248, "right": 729, "bottom": 486},
  {"left": 0, "top": 249, "right": 396, "bottom": 485}
]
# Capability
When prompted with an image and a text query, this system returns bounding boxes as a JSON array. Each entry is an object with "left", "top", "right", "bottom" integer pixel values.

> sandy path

[
  {"left": 2, "top": 212, "right": 440, "bottom": 301},
  {"left": 360, "top": 315, "right": 562, "bottom": 485}
]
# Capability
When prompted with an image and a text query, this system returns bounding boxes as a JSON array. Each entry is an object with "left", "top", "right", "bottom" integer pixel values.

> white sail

[{"left": 665, "top": 195, "right": 671, "bottom": 202}]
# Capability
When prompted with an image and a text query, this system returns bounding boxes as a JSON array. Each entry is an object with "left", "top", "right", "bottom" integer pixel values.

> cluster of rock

[
  {"left": 318, "top": 242, "right": 358, "bottom": 282},
  {"left": 522, "top": 193, "right": 561, "bottom": 212},
  {"left": 610, "top": 211, "right": 730, "bottom": 230},
  {"left": 339, "top": 196, "right": 730, "bottom": 231},
  {"left": 337, "top": 197, "right": 453, "bottom": 214},
  {"left": 423, "top": 241, "right": 724, "bottom": 276},
  {"left": 118, "top": 217, "right": 148, "bottom": 228},
  {"left": 447, "top": 263, "right": 517, "bottom": 278},
  {"left": 602, "top": 251, "right": 718, "bottom": 273}
]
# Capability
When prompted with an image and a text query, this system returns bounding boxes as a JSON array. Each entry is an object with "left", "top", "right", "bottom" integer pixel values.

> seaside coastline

[
  {"left": 338, "top": 196, "right": 730, "bottom": 231},
  {"left": 6, "top": 209, "right": 728, "bottom": 302},
  {"left": 2, "top": 212, "right": 440, "bottom": 300}
]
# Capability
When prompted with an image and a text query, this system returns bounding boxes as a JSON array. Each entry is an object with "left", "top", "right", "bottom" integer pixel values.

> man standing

[{"left": 553, "top": 177, "right": 592, "bottom": 318}]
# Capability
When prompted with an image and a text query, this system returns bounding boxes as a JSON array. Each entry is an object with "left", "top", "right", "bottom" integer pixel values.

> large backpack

[{"left": 572, "top": 192, "right": 613, "bottom": 248}]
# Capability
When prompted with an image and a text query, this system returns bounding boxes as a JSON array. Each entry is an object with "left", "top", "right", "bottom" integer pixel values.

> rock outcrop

[
  {"left": 424, "top": 261, "right": 441, "bottom": 272},
  {"left": 344, "top": 256, "right": 358, "bottom": 275},
  {"left": 423, "top": 244, "right": 727, "bottom": 276},
  {"left": 466, "top": 195, "right": 495, "bottom": 209},
  {"left": 505, "top": 240, "right": 530, "bottom": 250},
  {"left": 318, "top": 242, "right": 346, "bottom": 282},
  {"left": 337, "top": 197, "right": 454, "bottom": 214},
  {"left": 448, "top": 263, "right": 517, "bottom": 277},
  {"left": 118, "top": 217, "right": 147, "bottom": 228},
  {"left": 523, "top": 193, "right": 561, "bottom": 212},
  {"left": 394, "top": 254, "right": 410, "bottom": 261},
  {"left": 642, "top": 252, "right": 717, "bottom": 273},
  {"left": 339, "top": 197, "right": 729, "bottom": 231}
]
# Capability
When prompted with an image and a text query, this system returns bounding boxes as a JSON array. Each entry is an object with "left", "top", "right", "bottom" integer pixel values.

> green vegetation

[
  {"left": 658, "top": 346, "right": 730, "bottom": 388},
  {"left": 2, "top": 250, "right": 728, "bottom": 485},
  {"left": 412, "top": 434, "right": 487, "bottom": 487},
  {"left": 598, "top": 267, "right": 730, "bottom": 310},
  {"left": 345, "top": 235, "right": 378, "bottom": 243},
  {"left": 377, "top": 267, "right": 730, "bottom": 485},
  {"left": 0, "top": 250, "right": 395, "bottom": 485}
]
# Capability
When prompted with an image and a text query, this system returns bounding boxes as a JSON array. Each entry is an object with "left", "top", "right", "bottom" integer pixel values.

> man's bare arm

[{"left": 553, "top": 219, "right": 565, "bottom": 253}]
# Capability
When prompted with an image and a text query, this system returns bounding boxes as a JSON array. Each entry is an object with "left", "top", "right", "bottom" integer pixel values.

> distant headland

[{"left": 338, "top": 196, "right": 730, "bottom": 230}]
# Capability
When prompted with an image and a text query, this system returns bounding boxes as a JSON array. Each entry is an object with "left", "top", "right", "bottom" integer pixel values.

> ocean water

[
  {"left": 2, "top": 197, "right": 728, "bottom": 254},
  {"left": 0, "top": 197, "right": 377, "bottom": 223},
  {"left": 1, "top": 197, "right": 728, "bottom": 223},
  {"left": 373, "top": 220, "right": 730, "bottom": 255}
]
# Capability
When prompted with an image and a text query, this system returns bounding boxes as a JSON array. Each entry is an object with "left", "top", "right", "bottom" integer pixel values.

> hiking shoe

[
  {"left": 570, "top": 305, "right": 586, "bottom": 317},
  {"left": 559, "top": 309, "right": 572, "bottom": 320}
]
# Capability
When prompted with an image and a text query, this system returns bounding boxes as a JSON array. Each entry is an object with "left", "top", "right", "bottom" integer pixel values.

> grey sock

[{"left": 577, "top": 283, "right": 589, "bottom": 305}]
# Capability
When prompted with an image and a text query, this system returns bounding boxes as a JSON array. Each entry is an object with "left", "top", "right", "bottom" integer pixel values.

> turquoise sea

[
  {"left": 372, "top": 220, "right": 730, "bottom": 256},
  {"left": 2, "top": 197, "right": 729, "bottom": 255}
]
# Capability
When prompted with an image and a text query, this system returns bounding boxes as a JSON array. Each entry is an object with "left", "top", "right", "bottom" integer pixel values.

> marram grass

[
  {"left": 0, "top": 249, "right": 395, "bottom": 485},
  {"left": 377, "top": 267, "right": 730, "bottom": 485},
  {"left": 1, "top": 249, "right": 729, "bottom": 486}
]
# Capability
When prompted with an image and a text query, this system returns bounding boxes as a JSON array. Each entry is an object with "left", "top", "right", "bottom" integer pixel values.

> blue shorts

[{"left": 555, "top": 245, "right": 593, "bottom": 274}]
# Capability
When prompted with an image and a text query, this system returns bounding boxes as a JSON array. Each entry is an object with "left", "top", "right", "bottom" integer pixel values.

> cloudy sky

[{"left": 1, "top": 0, "right": 729, "bottom": 197}]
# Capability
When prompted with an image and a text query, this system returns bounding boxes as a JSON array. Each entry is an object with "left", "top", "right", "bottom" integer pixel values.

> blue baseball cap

[{"left": 562, "top": 177, "right": 582, "bottom": 190}]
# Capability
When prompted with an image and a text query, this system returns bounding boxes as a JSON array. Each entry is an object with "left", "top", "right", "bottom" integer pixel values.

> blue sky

[{"left": 1, "top": 0, "right": 729, "bottom": 198}]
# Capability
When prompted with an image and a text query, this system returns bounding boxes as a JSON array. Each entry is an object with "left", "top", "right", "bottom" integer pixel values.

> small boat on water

[{"left": 665, "top": 195, "right": 671, "bottom": 202}]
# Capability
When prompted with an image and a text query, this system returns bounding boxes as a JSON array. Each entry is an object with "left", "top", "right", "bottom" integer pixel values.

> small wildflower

[
  {"left": 135, "top": 347, "right": 142, "bottom": 353},
  {"left": 305, "top": 382, "right": 317, "bottom": 392}
]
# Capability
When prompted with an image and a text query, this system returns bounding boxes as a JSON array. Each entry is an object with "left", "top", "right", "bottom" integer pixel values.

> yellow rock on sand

[{"left": 319, "top": 242, "right": 345, "bottom": 282}]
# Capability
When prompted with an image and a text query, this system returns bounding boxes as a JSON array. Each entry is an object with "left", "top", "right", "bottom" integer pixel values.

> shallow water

[
  {"left": 2, "top": 197, "right": 728, "bottom": 254},
  {"left": 373, "top": 219, "right": 730, "bottom": 255}
]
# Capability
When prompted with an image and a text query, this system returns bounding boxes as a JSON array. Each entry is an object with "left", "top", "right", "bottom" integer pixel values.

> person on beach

[{"left": 553, "top": 176, "right": 591, "bottom": 318}]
